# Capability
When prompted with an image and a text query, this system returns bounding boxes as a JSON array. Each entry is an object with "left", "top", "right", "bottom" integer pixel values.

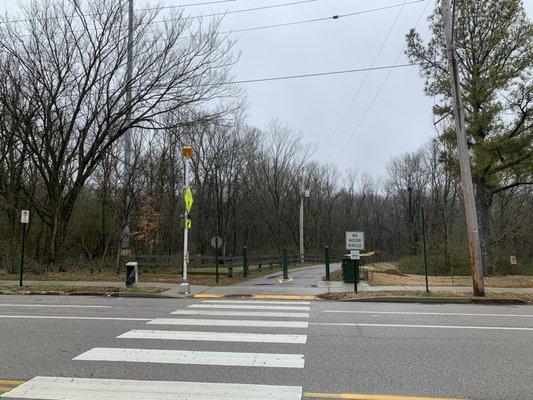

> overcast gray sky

[{"left": 2, "top": 0, "right": 532, "bottom": 179}]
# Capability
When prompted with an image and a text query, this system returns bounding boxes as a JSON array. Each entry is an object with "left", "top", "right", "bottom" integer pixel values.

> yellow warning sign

[
  {"left": 185, "top": 188, "right": 193, "bottom": 212},
  {"left": 185, "top": 218, "right": 192, "bottom": 230}
]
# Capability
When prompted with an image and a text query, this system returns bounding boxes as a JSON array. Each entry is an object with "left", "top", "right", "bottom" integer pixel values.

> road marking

[
  {"left": 193, "top": 294, "right": 316, "bottom": 301},
  {"left": 171, "top": 310, "right": 310, "bottom": 318},
  {"left": 148, "top": 318, "right": 309, "bottom": 328},
  {"left": 1, "top": 377, "right": 302, "bottom": 400},
  {"left": 118, "top": 329, "right": 308, "bottom": 344},
  {"left": 0, "top": 381, "right": 24, "bottom": 386},
  {"left": 278, "top": 277, "right": 294, "bottom": 284},
  {"left": 189, "top": 304, "right": 310, "bottom": 311},
  {"left": 303, "top": 392, "right": 465, "bottom": 400},
  {"left": 310, "top": 322, "right": 533, "bottom": 331},
  {"left": 0, "top": 315, "right": 150, "bottom": 321},
  {"left": 0, "top": 381, "right": 25, "bottom": 395},
  {"left": 0, "top": 303, "right": 111, "bottom": 308},
  {"left": 324, "top": 310, "right": 533, "bottom": 318},
  {"left": 202, "top": 300, "right": 311, "bottom": 305},
  {"left": 253, "top": 294, "right": 316, "bottom": 301},
  {"left": 73, "top": 348, "right": 305, "bottom": 368}
]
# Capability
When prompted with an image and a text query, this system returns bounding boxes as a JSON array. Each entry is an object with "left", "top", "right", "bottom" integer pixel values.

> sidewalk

[{"left": 2, "top": 264, "right": 532, "bottom": 297}]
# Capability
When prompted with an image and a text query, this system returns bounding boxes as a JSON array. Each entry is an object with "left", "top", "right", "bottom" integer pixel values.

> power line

[
  {"left": 9, "top": 0, "right": 318, "bottom": 38},
  {"left": 320, "top": 0, "right": 413, "bottom": 152},
  {"left": 128, "top": 63, "right": 419, "bottom": 91},
  {"left": 213, "top": 0, "right": 425, "bottom": 36},
  {"left": 228, "top": 63, "right": 418, "bottom": 84},
  {"left": 0, "top": 0, "right": 238, "bottom": 25},
  {"left": 153, "top": 0, "right": 318, "bottom": 23},
  {"left": 333, "top": 0, "right": 432, "bottom": 159}
]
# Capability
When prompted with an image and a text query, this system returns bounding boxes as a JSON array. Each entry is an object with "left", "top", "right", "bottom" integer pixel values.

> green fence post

[
  {"left": 325, "top": 246, "right": 331, "bottom": 281},
  {"left": 215, "top": 246, "right": 220, "bottom": 284},
  {"left": 243, "top": 246, "right": 249, "bottom": 278},
  {"left": 282, "top": 248, "right": 289, "bottom": 280}
]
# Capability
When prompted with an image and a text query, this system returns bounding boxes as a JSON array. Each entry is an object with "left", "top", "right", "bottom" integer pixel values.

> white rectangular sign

[
  {"left": 21, "top": 210, "right": 30, "bottom": 224},
  {"left": 350, "top": 250, "right": 360, "bottom": 260},
  {"left": 346, "top": 231, "right": 364, "bottom": 250}
]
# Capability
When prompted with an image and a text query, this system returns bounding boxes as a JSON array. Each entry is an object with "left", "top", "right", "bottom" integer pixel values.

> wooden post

[{"left": 441, "top": 0, "right": 485, "bottom": 296}]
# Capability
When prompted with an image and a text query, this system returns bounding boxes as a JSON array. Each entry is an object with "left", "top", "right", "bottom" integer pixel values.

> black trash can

[
  {"left": 125, "top": 262, "right": 138, "bottom": 287},
  {"left": 341, "top": 257, "right": 360, "bottom": 283}
]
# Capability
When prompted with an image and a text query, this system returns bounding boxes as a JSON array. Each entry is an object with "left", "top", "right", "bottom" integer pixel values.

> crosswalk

[{"left": 2, "top": 299, "right": 311, "bottom": 399}]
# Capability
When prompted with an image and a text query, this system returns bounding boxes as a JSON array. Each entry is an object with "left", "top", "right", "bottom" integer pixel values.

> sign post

[
  {"left": 20, "top": 210, "right": 29, "bottom": 287},
  {"left": 211, "top": 236, "right": 222, "bottom": 283},
  {"left": 181, "top": 146, "right": 193, "bottom": 294},
  {"left": 350, "top": 250, "right": 360, "bottom": 293},
  {"left": 346, "top": 232, "right": 364, "bottom": 294}
]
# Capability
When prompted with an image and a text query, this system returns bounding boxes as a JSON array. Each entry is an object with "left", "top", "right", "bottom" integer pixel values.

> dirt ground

[
  {"left": 368, "top": 272, "right": 533, "bottom": 288},
  {"left": 320, "top": 290, "right": 533, "bottom": 302},
  {"left": 328, "top": 262, "right": 533, "bottom": 288}
]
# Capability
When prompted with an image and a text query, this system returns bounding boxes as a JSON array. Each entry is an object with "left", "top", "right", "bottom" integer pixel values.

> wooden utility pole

[{"left": 441, "top": 0, "right": 485, "bottom": 296}]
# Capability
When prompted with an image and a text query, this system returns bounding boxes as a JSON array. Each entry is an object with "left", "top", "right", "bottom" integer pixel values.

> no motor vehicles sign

[{"left": 346, "top": 231, "right": 364, "bottom": 250}]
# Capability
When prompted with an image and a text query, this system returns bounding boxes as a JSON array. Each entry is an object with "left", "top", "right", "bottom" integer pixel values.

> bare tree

[{"left": 0, "top": 0, "right": 239, "bottom": 261}]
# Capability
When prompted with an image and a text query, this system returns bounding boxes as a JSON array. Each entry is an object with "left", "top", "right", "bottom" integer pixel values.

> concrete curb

[
  {"left": 0, "top": 290, "right": 181, "bottom": 299},
  {"left": 322, "top": 296, "right": 529, "bottom": 305}
]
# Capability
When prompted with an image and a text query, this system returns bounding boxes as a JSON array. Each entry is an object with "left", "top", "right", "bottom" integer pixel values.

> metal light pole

[
  {"left": 121, "top": 0, "right": 134, "bottom": 259},
  {"left": 181, "top": 146, "right": 193, "bottom": 294},
  {"left": 441, "top": 0, "right": 485, "bottom": 296},
  {"left": 299, "top": 188, "right": 309, "bottom": 264}
]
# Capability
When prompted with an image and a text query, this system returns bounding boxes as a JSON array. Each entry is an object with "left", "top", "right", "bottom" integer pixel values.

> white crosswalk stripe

[
  {"left": 189, "top": 304, "right": 310, "bottom": 311},
  {"left": 4, "top": 299, "right": 312, "bottom": 399},
  {"left": 171, "top": 309, "right": 309, "bottom": 318},
  {"left": 74, "top": 347, "right": 306, "bottom": 368},
  {"left": 148, "top": 318, "right": 309, "bottom": 328},
  {"left": 0, "top": 377, "right": 303, "bottom": 400},
  {"left": 118, "top": 329, "right": 308, "bottom": 343}
]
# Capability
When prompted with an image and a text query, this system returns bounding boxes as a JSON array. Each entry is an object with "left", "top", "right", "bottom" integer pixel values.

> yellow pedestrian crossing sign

[
  {"left": 185, "top": 188, "right": 193, "bottom": 212},
  {"left": 185, "top": 218, "right": 192, "bottom": 230}
]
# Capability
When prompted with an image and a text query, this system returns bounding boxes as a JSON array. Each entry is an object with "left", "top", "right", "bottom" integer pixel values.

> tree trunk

[{"left": 475, "top": 178, "right": 494, "bottom": 276}]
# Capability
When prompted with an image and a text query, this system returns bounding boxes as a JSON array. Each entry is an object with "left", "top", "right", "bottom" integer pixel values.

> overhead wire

[
  {"left": 227, "top": 63, "right": 418, "bottom": 85},
  {"left": 320, "top": 0, "right": 415, "bottom": 152},
  {"left": 333, "top": 0, "right": 433, "bottom": 159},
  {"left": 207, "top": 0, "right": 425, "bottom": 36},
  {"left": 0, "top": 0, "right": 238, "bottom": 25}
]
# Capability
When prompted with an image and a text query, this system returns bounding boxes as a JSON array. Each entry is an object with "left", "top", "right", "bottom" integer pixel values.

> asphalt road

[{"left": 0, "top": 295, "right": 532, "bottom": 399}]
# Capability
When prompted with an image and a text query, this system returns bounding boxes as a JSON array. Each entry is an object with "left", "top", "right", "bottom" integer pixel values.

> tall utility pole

[
  {"left": 441, "top": 0, "right": 485, "bottom": 296},
  {"left": 121, "top": 0, "right": 134, "bottom": 259}
]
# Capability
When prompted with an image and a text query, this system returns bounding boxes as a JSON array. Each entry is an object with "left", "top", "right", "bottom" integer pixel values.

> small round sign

[{"left": 211, "top": 236, "right": 222, "bottom": 249}]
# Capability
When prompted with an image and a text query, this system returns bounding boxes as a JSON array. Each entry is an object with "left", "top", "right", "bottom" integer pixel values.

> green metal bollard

[
  {"left": 215, "top": 245, "right": 220, "bottom": 284},
  {"left": 325, "top": 246, "right": 331, "bottom": 281},
  {"left": 282, "top": 248, "right": 289, "bottom": 280},
  {"left": 243, "top": 246, "right": 249, "bottom": 278}
]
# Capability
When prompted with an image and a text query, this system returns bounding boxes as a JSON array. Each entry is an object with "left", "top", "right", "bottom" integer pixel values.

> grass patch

[
  {"left": 0, "top": 284, "right": 166, "bottom": 295},
  {"left": 0, "top": 263, "right": 307, "bottom": 287},
  {"left": 319, "top": 290, "right": 533, "bottom": 303}
]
